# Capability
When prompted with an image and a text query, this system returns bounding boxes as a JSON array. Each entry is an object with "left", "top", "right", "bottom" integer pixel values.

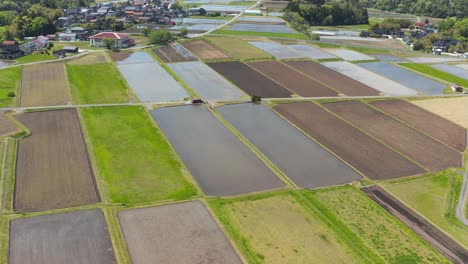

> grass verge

[
  {"left": 0, "top": 67, "right": 21, "bottom": 107},
  {"left": 399, "top": 63, "right": 468, "bottom": 87},
  {"left": 213, "top": 30, "right": 309, "bottom": 40}
]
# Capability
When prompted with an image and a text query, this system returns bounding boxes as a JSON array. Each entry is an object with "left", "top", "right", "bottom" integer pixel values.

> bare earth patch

[
  {"left": 412, "top": 97, "right": 468, "bottom": 128},
  {"left": 0, "top": 113, "right": 19, "bottom": 137}
]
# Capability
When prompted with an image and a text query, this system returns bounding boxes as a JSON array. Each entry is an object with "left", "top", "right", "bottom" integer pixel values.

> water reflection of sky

[{"left": 0, "top": 61, "right": 13, "bottom": 68}]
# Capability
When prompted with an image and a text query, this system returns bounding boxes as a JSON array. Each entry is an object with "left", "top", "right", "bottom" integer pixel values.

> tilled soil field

[
  {"left": 119, "top": 201, "right": 242, "bottom": 264},
  {"left": 15, "top": 109, "right": 99, "bottom": 212},
  {"left": 207, "top": 61, "right": 293, "bottom": 98},
  {"left": 285, "top": 60, "right": 380, "bottom": 96},
  {"left": 0, "top": 113, "right": 19, "bottom": 137},
  {"left": 181, "top": 40, "right": 230, "bottom": 60},
  {"left": 363, "top": 185, "right": 468, "bottom": 264},
  {"left": 273, "top": 102, "right": 426, "bottom": 180},
  {"left": 324, "top": 101, "right": 462, "bottom": 172},
  {"left": 370, "top": 100, "right": 467, "bottom": 151},
  {"left": 20, "top": 63, "right": 70, "bottom": 107},
  {"left": 248, "top": 61, "right": 338, "bottom": 97},
  {"left": 153, "top": 45, "right": 196, "bottom": 63},
  {"left": 9, "top": 209, "right": 116, "bottom": 264}
]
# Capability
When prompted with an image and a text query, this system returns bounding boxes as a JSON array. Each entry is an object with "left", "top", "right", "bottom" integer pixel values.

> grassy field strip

[
  {"left": 0, "top": 138, "right": 16, "bottom": 213},
  {"left": 203, "top": 36, "right": 273, "bottom": 60},
  {"left": 102, "top": 207, "right": 131, "bottom": 264},
  {"left": 209, "top": 107, "right": 297, "bottom": 189},
  {"left": 0, "top": 67, "right": 21, "bottom": 108},
  {"left": 382, "top": 170, "right": 468, "bottom": 248},
  {"left": 399, "top": 63, "right": 468, "bottom": 88}
]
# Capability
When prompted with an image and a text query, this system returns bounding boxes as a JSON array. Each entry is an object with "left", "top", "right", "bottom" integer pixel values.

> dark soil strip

[
  {"left": 248, "top": 61, "right": 338, "bottom": 97},
  {"left": 324, "top": 101, "right": 462, "bottom": 172},
  {"left": 285, "top": 60, "right": 380, "bottom": 96},
  {"left": 273, "top": 102, "right": 426, "bottom": 180},
  {"left": 370, "top": 99, "right": 467, "bottom": 152},
  {"left": 208, "top": 61, "right": 293, "bottom": 98},
  {"left": 363, "top": 185, "right": 468, "bottom": 264}
]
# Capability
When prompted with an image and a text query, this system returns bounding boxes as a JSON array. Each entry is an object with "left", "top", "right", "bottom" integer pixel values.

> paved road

[{"left": 456, "top": 131, "right": 468, "bottom": 226}]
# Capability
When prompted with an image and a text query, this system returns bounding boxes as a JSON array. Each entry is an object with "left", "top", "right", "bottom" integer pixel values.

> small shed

[{"left": 63, "top": 46, "right": 78, "bottom": 53}]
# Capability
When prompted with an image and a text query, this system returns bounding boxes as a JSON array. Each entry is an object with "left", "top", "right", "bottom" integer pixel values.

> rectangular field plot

[
  {"left": 0, "top": 67, "right": 21, "bottom": 107},
  {"left": 181, "top": 40, "right": 230, "bottom": 60},
  {"left": 412, "top": 97, "right": 468, "bottom": 128},
  {"left": 322, "top": 61, "right": 418, "bottom": 96},
  {"left": 112, "top": 51, "right": 155, "bottom": 65},
  {"left": 209, "top": 193, "right": 362, "bottom": 263},
  {"left": 372, "top": 54, "right": 406, "bottom": 62},
  {"left": 274, "top": 102, "right": 426, "bottom": 180},
  {"left": 204, "top": 36, "right": 271, "bottom": 59},
  {"left": 238, "top": 16, "right": 285, "bottom": 23},
  {"left": 359, "top": 62, "right": 445, "bottom": 95},
  {"left": 324, "top": 101, "right": 462, "bottom": 172},
  {"left": 119, "top": 201, "right": 242, "bottom": 264},
  {"left": 67, "top": 63, "right": 131, "bottom": 104},
  {"left": 248, "top": 42, "right": 303, "bottom": 59},
  {"left": 407, "top": 57, "right": 464, "bottom": 63},
  {"left": 0, "top": 113, "right": 19, "bottom": 137},
  {"left": 247, "top": 61, "right": 338, "bottom": 97},
  {"left": 9, "top": 209, "right": 116, "bottom": 264},
  {"left": 20, "top": 63, "right": 70, "bottom": 107},
  {"left": 456, "top": 64, "right": 468, "bottom": 70},
  {"left": 218, "top": 103, "right": 361, "bottom": 188},
  {"left": 308, "top": 186, "right": 449, "bottom": 263},
  {"left": 68, "top": 52, "right": 108, "bottom": 65},
  {"left": 286, "top": 60, "right": 380, "bottom": 96},
  {"left": 169, "top": 61, "right": 245, "bottom": 100},
  {"left": 151, "top": 105, "right": 284, "bottom": 196},
  {"left": 152, "top": 44, "right": 196, "bottom": 63},
  {"left": 432, "top": 64, "right": 468, "bottom": 79},
  {"left": 323, "top": 49, "right": 375, "bottom": 61},
  {"left": 370, "top": 100, "right": 467, "bottom": 151},
  {"left": 118, "top": 62, "right": 188, "bottom": 101},
  {"left": 287, "top": 44, "right": 336, "bottom": 60},
  {"left": 226, "top": 23, "right": 294, "bottom": 33},
  {"left": 15, "top": 109, "right": 99, "bottom": 212},
  {"left": 207, "top": 61, "right": 293, "bottom": 98},
  {"left": 81, "top": 106, "right": 196, "bottom": 204}
]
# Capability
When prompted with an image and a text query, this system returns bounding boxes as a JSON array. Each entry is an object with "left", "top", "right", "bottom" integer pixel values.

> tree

[
  {"left": 148, "top": 30, "right": 174, "bottom": 45},
  {"left": 180, "top": 27, "right": 188, "bottom": 38},
  {"left": 103, "top": 38, "right": 115, "bottom": 49},
  {"left": 7, "top": 92, "right": 15, "bottom": 97},
  {"left": 170, "top": 2, "right": 182, "bottom": 10},
  {"left": 141, "top": 27, "right": 151, "bottom": 37},
  {"left": 251, "top": 95, "right": 261, "bottom": 103},
  {"left": 425, "top": 18, "right": 430, "bottom": 24}
]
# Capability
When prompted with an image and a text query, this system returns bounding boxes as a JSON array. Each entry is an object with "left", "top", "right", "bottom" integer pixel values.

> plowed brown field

[
  {"left": 153, "top": 46, "right": 195, "bottom": 62},
  {"left": 324, "top": 101, "right": 462, "bottom": 171},
  {"left": 181, "top": 40, "right": 230, "bottom": 60},
  {"left": 20, "top": 63, "right": 70, "bottom": 107},
  {"left": 273, "top": 102, "right": 426, "bottom": 180},
  {"left": 0, "top": 113, "right": 19, "bottom": 137},
  {"left": 14, "top": 109, "right": 99, "bottom": 212},
  {"left": 248, "top": 61, "right": 338, "bottom": 97},
  {"left": 370, "top": 99, "right": 467, "bottom": 152},
  {"left": 285, "top": 60, "right": 380, "bottom": 96}
]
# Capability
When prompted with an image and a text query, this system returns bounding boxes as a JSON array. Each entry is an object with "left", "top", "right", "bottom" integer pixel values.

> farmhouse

[
  {"left": 89, "top": 32, "right": 135, "bottom": 48},
  {"left": 0, "top": 41, "right": 24, "bottom": 59}
]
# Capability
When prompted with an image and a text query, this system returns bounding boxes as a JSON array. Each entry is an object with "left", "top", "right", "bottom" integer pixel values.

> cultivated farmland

[
  {"left": 308, "top": 186, "right": 450, "bottom": 263},
  {"left": 119, "top": 201, "right": 242, "bottom": 264},
  {"left": 151, "top": 105, "right": 284, "bottom": 196},
  {"left": 457, "top": 64, "right": 468, "bottom": 70},
  {"left": 9, "top": 209, "right": 116, "bottom": 264},
  {"left": 181, "top": 40, "right": 231, "bottom": 60},
  {"left": 400, "top": 63, "right": 468, "bottom": 88},
  {"left": 372, "top": 54, "right": 406, "bottom": 62},
  {"left": 412, "top": 97, "right": 468, "bottom": 128},
  {"left": 248, "top": 61, "right": 338, "bottom": 97},
  {"left": 432, "top": 64, "right": 468, "bottom": 79},
  {"left": 152, "top": 44, "right": 197, "bottom": 63},
  {"left": 359, "top": 62, "right": 445, "bottom": 95},
  {"left": 285, "top": 60, "right": 380, "bottom": 96},
  {"left": 218, "top": 103, "right": 361, "bottom": 188},
  {"left": 209, "top": 193, "right": 363, "bottom": 263},
  {"left": 0, "top": 113, "right": 19, "bottom": 137},
  {"left": 287, "top": 44, "right": 337, "bottom": 60},
  {"left": 81, "top": 106, "right": 196, "bottom": 204},
  {"left": 0, "top": 67, "right": 21, "bottom": 107},
  {"left": 323, "top": 49, "right": 375, "bottom": 61},
  {"left": 20, "top": 63, "right": 70, "bottom": 107},
  {"left": 370, "top": 99, "right": 467, "bottom": 151},
  {"left": 207, "top": 61, "right": 293, "bottom": 98},
  {"left": 273, "top": 102, "right": 426, "bottom": 180},
  {"left": 67, "top": 63, "right": 131, "bottom": 104},
  {"left": 226, "top": 23, "right": 294, "bottom": 33},
  {"left": 68, "top": 52, "right": 108, "bottom": 65},
  {"left": 112, "top": 51, "right": 155, "bottom": 64},
  {"left": 169, "top": 61, "right": 246, "bottom": 100},
  {"left": 204, "top": 36, "right": 271, "bottom": 59},
  {"left": 248, "top": 41, "right": 303, "bottom": 59},
  {"left": 324, "top": 100, "right": 461, "bottom": 172},
  {"left": 15, "top": 109, "right": 99, "bottom": 212},
  {"left": 322, "top": 61, "right": 418, "bottom": 96},
  {"left": 407, "top": 57, "right": 464, "bottom": 63}
]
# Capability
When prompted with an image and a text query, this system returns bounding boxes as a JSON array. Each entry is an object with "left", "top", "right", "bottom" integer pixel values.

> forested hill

[{"left": 362, "top": 0, "right": 467, "bottom": 19}]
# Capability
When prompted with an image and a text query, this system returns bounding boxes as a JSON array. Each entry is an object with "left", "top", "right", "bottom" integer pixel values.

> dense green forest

[{"left": 362, "top": 0, "right": 467, "bottom": 18}]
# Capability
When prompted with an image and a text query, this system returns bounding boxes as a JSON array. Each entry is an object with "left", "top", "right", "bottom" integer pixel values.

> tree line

[{"left": 363, "top": 0, "right": 467, "bottom": 19}]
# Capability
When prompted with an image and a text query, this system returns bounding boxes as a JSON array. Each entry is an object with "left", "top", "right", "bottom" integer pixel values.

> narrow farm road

[{"left": 456, "top": 131, "right": 468, "bottom": 226}]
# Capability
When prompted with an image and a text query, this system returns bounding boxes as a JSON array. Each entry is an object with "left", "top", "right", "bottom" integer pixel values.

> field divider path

[
  {"left": 0, "top": 138, "right": 16, "bottom": 213},
  {"left": 456, "top": 137, "right": 468, "bottom": 226}
]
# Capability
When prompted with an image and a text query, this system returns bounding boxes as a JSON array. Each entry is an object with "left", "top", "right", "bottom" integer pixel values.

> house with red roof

[{"left": 89, "top": 32, "right": 135, "bottom": 48}]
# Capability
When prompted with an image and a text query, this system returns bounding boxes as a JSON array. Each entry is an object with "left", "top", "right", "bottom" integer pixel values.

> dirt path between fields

[{"left": 456, "top": 130, "right": 468, "bottom": 226}]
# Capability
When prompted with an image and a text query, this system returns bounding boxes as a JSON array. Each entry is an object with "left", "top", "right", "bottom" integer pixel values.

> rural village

[{"left": 0, "top": 0, "right": 468, "bottom": 263}]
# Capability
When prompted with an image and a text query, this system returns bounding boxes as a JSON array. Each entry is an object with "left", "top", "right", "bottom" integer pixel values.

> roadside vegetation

[
  {"left": 382, "top": 170, "right": 468, "bottom": 248},
  {"left": 400, "top": 63, "right": 468, "bottom": 87},
  {"left": 81, "top": 106, "right": 197, "bottom": 204},
  {"left": 0, "top": 67, "right": 21, "bottom": 107},
  {"left": 67, "top": 63, "right": 131, "bottom": 104}
]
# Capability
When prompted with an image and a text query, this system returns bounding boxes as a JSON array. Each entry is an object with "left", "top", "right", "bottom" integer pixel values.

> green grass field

[
  {"left": 0, "top": 67, "right": 21, "bottom": 107},
  {"left": 67, "top": 63, "right": 131, "bottom": 104},
  {"left": 209, "top": 192, "right": 367, "bottom": 264},
  {"left": 400, "top": 63, "right": 468, "bottom": 87},
  {"left": 81, "top": 106, "right": 197, "bottom": 204},
  {"left": 15, "top": 54, "right": 56, "bottom": 64},
  {"left": 204, "top": 36, "right": 272, "bottom": 59},
  {"left": 382, "top": 170, "right": 468, "bottom": 248},
  {"left": 213, "top": 30, "right": 309, "bottom": 40},
  {"left": 308, "top": 186, "right": 449, "bottom": 263}
]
